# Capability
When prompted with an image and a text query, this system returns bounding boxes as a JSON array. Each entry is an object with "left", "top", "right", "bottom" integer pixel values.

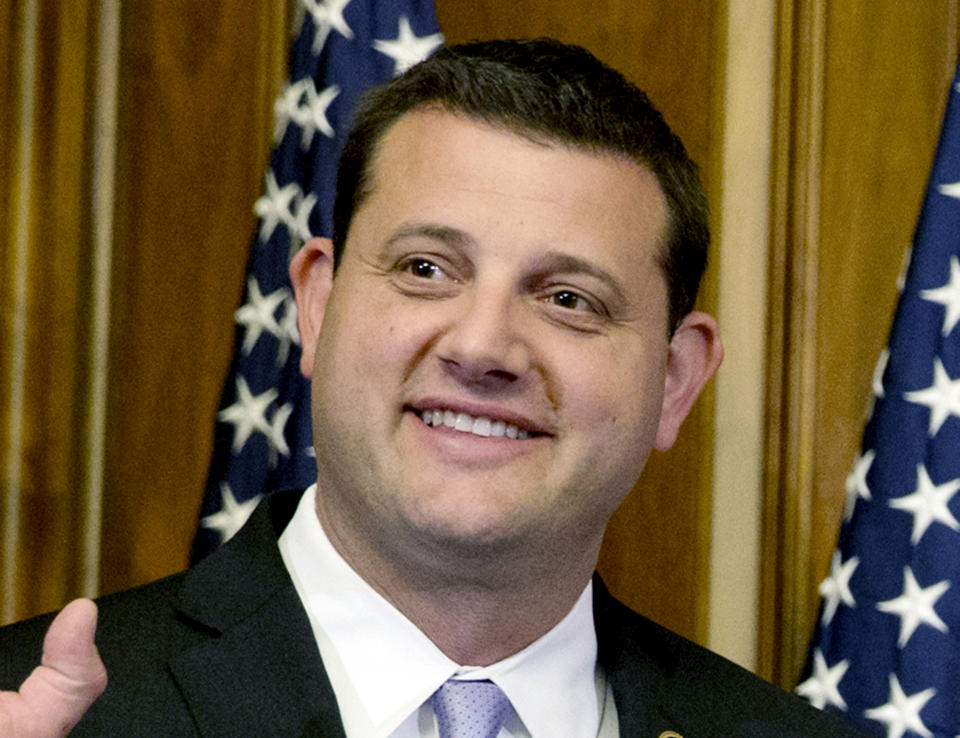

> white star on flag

[
  {"left": 304, "top": 0, "right": 354, "bottom": 55},
  {"left": 273, "top": 79, "right": 307, "bottom": 143},
  {"left": 265, "top": 402, "right": 294, "bottom": 465},
  {"left": 297, "top": 81, "right": 340, "bottom": 150},
  {"left": 795, "top": 649, "right": 849, "bottom": 710},
  {"left": 819, "top": 550, "right": 859, "bottom": 625},
  {"left": 864, "top": 674, "right": 936, "bottom": 738},
  {"left": 201, "top": 483, "right": 262, "bottom": 543},
  {"left": 283, "top": 195, "right": 315, "bottom": 264},
  {"left": 234, "top": 277, "right": 288, "bottom": 355},
  {"left": 276, "top": 295, "right": 300, "bottom": 367},
  {"left": 290, "top": 192, "right": 317, "bottom": 241},
  {"left": 920, "top": 255, "right": 960, "bottom": 335},
  {"left": 904, "top": 358, "right": 960, "bottom": 436},
  {"left": 290, "top": 191, "right": 317, "bottom": 242},
  {"left": 373, "top": 15, "right": 443, "bottom": 76},
  {"left": 218, "top": 376, "right": 278, "bottom": 453},
  {"left": 253, "top": 170, "right": 299, "bottom": 242},
  {"left": 844, "top": 449, "right": 875, "bottom": 520},
  {"left": 889, "top": 463, "right": 960, "bottom": 545},
  {"left": 938, "top": 181, "right": 960, "bottom": 199},
  {"left": 877, "top": 567, "right": 950, "bottom": 647}
]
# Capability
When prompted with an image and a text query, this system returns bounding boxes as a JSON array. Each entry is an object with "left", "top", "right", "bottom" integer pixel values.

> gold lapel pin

[{"left": 658, "top": 732, "right": 683, "bottom": 738}]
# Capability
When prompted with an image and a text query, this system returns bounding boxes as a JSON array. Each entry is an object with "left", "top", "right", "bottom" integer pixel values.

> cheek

[
  {"left": 316, "top": 302, "right": 437, "bottom": 413},
  {"left": 562, "top": 346, "right": 667, "bottom": 447},
  {"left": 312, "top": 307, "right": 388, "bottom": 427},
  {"left": 319, "top": 286, "right": 403, "bottom": 364}
]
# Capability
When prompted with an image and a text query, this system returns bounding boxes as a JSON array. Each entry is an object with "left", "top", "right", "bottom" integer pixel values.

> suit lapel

[
  {"left": 168, "top": 490, "right": 346, "bottom": 737},
  {"left": 593, "top": 577, "right": 691, "bottom": 738}
]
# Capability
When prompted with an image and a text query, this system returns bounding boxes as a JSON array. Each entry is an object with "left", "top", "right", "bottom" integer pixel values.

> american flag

[
  {"left": 797, "top": 58, "right": 960, "bottom": 736},
  {"left": 192, "top": 0, "right": 442, "bottom": 560}
]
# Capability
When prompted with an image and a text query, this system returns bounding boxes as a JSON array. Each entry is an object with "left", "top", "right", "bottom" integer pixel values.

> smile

[{"left": 418, "top": 409, "right": 530, "bottom": 439}]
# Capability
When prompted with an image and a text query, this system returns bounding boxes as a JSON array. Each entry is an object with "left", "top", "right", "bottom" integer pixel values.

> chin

[{"left": 404, "top": 503, "right": 525, "bottom": 552}]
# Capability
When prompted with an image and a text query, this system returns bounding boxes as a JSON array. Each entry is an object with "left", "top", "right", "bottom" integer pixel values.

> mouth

[{"left": 409, "top": 406, "right": 546, "bottom": 440}]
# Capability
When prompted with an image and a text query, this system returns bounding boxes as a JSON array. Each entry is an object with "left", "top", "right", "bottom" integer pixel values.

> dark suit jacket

[{"left": 0, "top": 490, "right": 862, "bottom": 736}]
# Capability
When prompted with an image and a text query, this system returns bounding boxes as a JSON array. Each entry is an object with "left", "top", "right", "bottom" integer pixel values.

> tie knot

[{"left": 431, "top": 679, "right": 512, "bottom": 738}]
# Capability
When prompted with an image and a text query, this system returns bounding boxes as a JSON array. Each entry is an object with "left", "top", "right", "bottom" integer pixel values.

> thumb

[{"left": 17, "top": 598, "right": 107, "bottom": 734}]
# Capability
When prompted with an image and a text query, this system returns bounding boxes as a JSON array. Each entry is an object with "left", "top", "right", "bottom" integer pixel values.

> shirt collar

[{"left": 280, "top": 484, "right": 601, "bottom": 737}]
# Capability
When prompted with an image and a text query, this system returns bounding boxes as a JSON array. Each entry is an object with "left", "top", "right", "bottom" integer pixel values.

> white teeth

[
  {"left": 419, "top": 408, "right": 529, "bottom": 439},
  {"left": 454, "top": 413, "right": 473, "bottom": 431}
]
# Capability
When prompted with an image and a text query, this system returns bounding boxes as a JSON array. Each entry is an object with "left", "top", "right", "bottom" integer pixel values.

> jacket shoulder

[
  {"left": 0, "top": 572, "right": 201, "bottom": 736},
  {"left": 594, "top": 579, "right": 867, "bottom": 736},
  {"left": 0, "top": 571, "right": 184, "bottom": 684},
  {"left": 0, "top": 490, "right": 326, "bottom": 737}
]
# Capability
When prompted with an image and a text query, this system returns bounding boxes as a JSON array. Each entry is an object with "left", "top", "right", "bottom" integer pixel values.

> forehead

[{"left": 358, "top": 109, "right": 668, "bottom": 292}]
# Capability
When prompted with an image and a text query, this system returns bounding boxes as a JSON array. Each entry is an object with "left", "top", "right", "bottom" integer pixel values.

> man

[{"left": 0, "top": 39, "right": 861, "bottom": 736}]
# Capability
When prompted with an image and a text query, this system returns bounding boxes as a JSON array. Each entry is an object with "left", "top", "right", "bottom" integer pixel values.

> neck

[
  {"left": 377, "top": 557, "right": 595, "bottom": 665},
  {"left": 316, "top": 500, "right": 601, "bottom": 665}
]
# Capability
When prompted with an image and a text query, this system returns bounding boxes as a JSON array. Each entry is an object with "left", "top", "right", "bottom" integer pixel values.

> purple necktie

[{"left": 431, "top": 679, "right": 512, "bottom": 738}]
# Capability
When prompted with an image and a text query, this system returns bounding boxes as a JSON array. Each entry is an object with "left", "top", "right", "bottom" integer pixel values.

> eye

[
  {"left": 547, "top": 290, "right": 596, "bottom": 313},
  {"left": 404, "top": 258, "right": 445, "bottom": 279},
  {"left": 389, "top": 255, "right": 461, "bottom": 300}
]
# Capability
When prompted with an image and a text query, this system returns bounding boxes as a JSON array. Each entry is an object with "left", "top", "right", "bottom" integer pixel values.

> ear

[
  {"left": 654, "top": 311, "right": 723, "bottom": 450},
  {"left": 289, "top": 237, "right": 335, "bottom": 378}
]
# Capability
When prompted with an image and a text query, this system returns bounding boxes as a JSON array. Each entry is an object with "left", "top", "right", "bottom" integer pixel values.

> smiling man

[
  {"left": 294, "top": 108, "right": 690, "bottom": 654},
  {"left": 0, "top": 39, "right": 862, "bottom": 737}
]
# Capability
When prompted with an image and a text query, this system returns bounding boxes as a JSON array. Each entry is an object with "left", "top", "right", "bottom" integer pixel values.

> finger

[
  {"left": 41, "top": 599, "right": 104, "bottom": 680},
  {"left": 18, "top": 599, "right": 107, "bottom": 734}
]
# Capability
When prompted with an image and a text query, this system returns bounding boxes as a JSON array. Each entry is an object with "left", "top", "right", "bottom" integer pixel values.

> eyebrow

[{"left": 383, "top": 222, "right": 476, "bottom": 251}]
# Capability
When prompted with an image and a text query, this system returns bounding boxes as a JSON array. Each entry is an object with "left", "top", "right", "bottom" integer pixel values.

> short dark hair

[{"left": 332, "top": 38, "right": 708, "bottom": 332}]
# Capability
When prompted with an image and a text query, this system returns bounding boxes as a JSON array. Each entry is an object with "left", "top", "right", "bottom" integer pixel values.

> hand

[{"left": 0, "top": 599, "right": 107, "bottom": 737}]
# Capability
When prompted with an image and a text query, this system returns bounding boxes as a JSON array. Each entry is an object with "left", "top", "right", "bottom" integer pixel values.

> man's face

[{"left": 298, "top": 109, "right": 716, "bottom": 572}]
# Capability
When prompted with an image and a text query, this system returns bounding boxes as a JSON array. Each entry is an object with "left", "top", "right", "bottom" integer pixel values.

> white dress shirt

[{"left": 278, "top": 484, "right": 618, "bottom": 737}]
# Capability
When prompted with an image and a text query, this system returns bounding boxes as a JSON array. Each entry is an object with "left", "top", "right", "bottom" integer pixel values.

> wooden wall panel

[
  {"left": 0, "top": 1, "right": 15, "bottom": 278},
  {"left": 435, "top": 0, "right": 719, "bottom": 643},
  {"left": 98, "top": 2, "right": 287, "bottom": 594},
  {"left": 2, "top": 2, "right": 289, "bottom": 623},
  {"left": 1, "top": 1, "right": 100, "bottom": 623},
  {"left": 0, "top": 1, "right": 22, "bottom": 606},
  {"left": 18, "top": 0, "right": 98, "bottom": 617},
  {"left": 760, "top": 0, "right": 960, "bottom": 687}
]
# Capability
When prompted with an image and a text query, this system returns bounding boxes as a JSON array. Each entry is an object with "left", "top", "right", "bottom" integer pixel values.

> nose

[{"left": 434, "top": 288, "right": 532, "bottom": 390}]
